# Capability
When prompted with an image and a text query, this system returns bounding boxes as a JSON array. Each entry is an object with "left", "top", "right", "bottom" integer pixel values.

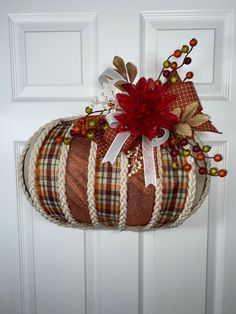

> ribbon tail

[
  {"left": 142, "top": 137, "right": 157, "bottom": 187},
  {"left": 102, "top": 131, "right": 130, "bottom": 164}
]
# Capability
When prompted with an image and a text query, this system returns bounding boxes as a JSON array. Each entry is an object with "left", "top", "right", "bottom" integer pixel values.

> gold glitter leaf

[
  {"left": 175, "top": 123, "right": 193, "bottom": 137},
  {"left": 172, "top": 107, "right": 181, "bottom": 118},
  {"left": 181, "top": 101, "right": 199, "bottom": 122},
  {"left": 187, "top": 114, "right": 210, "bottom": 127}
]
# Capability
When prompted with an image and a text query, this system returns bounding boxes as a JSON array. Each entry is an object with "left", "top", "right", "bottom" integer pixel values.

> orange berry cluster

[
  {"left": 155, "top": 38, "right": 197, "bottom": 85},
  {"left": 161, "top": 134, "right": 227, "bottom": 177}
]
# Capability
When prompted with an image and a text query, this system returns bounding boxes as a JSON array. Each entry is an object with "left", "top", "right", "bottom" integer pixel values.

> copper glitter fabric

[{"left": 65, "top": 137, "right": 91, "bottom": 224}]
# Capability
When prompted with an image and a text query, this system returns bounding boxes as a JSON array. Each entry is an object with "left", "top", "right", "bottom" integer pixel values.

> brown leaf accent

[
  {"left": 114, "top": 80, "right": 127, "bottom": 91},
  {"left": 113, "top": 56, "right": 127, "bottom": 79},
  {"left": 126, "top": 62, "right": 137, "bottom": 83}
]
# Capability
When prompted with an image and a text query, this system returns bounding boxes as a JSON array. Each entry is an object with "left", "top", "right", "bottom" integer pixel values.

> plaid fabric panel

[
  {"left": 94, "top": 157, "right": 121, "bottom": 226},
  {"left": 36, "top": 122, "right": 71, "bottom": 218},
  {"left": 167, "top": 82, "right": 220, "bottom": 133},
  {"left": 156, "top": 148, "right": 189, "bottom": 226}
]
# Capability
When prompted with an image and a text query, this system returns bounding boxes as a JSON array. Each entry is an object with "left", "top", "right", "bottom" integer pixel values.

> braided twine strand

[
  {"left": 87, "top": 141, "right": 100, "bottom": 228},
  {"left": 118, "top": 153, "right": 128, "bottom": 230},
  {"left": 57, "top": 124, "right": 82, "bottom": 227},
  {"left": 143, "top": 147, "right": 163, "bottom": 230},
  {"left": 19, "top": 125, "right": 44, "bottom": 206}
]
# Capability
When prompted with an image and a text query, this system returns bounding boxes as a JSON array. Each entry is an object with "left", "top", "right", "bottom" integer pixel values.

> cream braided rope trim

[
  {"left": 19, "top": 127, "right": 43, "bottom": 203},
  {"left": 143, "top": 147, "right": 163, "bottom": 230},
  {"left": 169, "top": 144, "right": 196, "bottom": 228},
  {"left": 58, "top": 125, "right": 81, "bottom": 227},
  {"left": 118, "top": 153, "right": 128, "bottom": 230},
  {"left": 188, "top": 172, "right": 210, "bottom": 218},
  {"left": 87, "top": 141, "right": 100, "bottom": 228}
]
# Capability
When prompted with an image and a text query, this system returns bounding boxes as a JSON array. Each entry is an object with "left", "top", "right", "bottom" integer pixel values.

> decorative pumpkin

[{"left": 20, "top": 39, "right": 227, "bottom": 231}]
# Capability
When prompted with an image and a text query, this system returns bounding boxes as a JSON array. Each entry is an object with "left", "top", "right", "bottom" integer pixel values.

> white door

[{"left": 0, "top": 1, "right": 235, "bottom": 313}]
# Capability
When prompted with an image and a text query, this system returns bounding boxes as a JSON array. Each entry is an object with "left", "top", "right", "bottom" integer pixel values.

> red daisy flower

[{"left": 115, "top": 77, "right": 179, "bottom": 141}]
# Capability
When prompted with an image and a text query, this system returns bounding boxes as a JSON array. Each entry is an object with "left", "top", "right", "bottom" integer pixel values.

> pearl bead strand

[{"left": 127, "top": 145, "right": 143, "bottom": 178}]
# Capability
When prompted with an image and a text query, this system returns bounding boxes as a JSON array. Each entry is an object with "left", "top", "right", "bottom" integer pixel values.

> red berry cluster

[
  {"left": 161, "top": 134, "right": 227, "bottom": 177},
  {"left": 155, "top": 38, "right": 197, "bottom": 85}
]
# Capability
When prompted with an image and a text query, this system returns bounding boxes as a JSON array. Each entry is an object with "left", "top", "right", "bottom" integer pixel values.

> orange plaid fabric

[
  {"left": 36, "top": 123, "right": 71, "bottom": 220},
  {"left": 94, "top": 157, "right": 121, "bottom": 226},
  {"left": 156, "top": 148, "right": 189, "bottom": 226}
]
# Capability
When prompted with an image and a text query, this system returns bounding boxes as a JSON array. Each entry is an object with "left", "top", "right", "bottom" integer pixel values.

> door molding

[
  {"left": 15, "top": 142, "right": 36, "bottom": 314},
  {"left": 9, "top": 13, "right": 98, "bottom": 101}
]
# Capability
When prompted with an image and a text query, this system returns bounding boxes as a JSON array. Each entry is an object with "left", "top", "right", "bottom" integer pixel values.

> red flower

[{"left": 115, "top": 77, "right": 179, "bottom": 141}]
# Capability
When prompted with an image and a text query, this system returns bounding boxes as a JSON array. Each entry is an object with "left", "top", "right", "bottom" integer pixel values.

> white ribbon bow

[{"left": 102, "top": 112, "right": 169, "bottom": 187}]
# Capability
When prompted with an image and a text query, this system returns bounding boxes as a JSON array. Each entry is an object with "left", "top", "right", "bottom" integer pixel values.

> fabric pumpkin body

[{"left": 20, "top": 116, "right": 210, "bottom": 231}]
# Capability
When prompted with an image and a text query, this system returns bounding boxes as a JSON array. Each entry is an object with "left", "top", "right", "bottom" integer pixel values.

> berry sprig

[
  {"left": 55, "top": 116, "right": 109, "bottom": 144},
  {"left": 55, "top": 105, "right": 113, "bottom": 144},
  {"left": 82, "top": 103, "right": 119, "bottom": 140},
  {"left": 162, "top": 134, "right": 227, "bottom": 177},
  {"left": 155, "top": 38, "right": 197, "bottom": 85}
]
